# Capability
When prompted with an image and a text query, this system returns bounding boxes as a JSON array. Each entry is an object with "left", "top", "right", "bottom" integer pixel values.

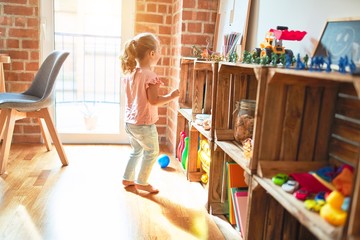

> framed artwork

[
  {"left": 313, "top": 18, "right": 360, "bottom": 67},
  {"left": 213, "top": 0, "right": 252, "bottom": 56}
]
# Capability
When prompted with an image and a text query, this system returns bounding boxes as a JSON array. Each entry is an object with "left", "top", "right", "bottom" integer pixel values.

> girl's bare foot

[
  {"left": 135, "top": 184, "right": 159, "bottom": 194},
  {"left": 122, "top": 180, "right": 135, "bottom": 187}
]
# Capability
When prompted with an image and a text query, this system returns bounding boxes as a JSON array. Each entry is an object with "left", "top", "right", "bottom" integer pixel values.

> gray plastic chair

[{"left": 0, "top": 50, "right": 70, "bottom": 175}]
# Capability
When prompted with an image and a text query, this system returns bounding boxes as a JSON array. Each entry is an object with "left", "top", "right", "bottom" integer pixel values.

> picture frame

[
  {"left": 312, "top": 17, "right": 360, "bottom": 68},
  {"left": 213, "top": 0, "right": 252, "bottom": 56}
]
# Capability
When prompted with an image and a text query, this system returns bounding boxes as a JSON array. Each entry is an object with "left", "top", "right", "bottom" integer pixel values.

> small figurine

[
  {"left": 326, "top": 55, "right": 332, "bottom": 72},
  {"left": 296, "top": 53, "right": 305, "bottom": 70},
  {"left": 279, "top": 53, "right": 286, "bottom": 66},
  {"left": 271, "top": 52, "right": 279, "bottom": 66},
  {"left": 338, "top": 57, "right": 346, "bottom": 73},
  {"left": 303, "top": 54, "right": 309, "bottom": 68},
  {"left": 285, "top": 54, "right": 292, "bottom": 68},
  {"left": 242, "top": 50, "right": 252, "bottom": 64},
  {"left": 260, "top": 55, "right": 269, "bottom": 65},
  {"left": 192, "top": 45, "right": 202, "bottom": 58},
  {"left": 349, "top": 60, "right": 356, "bottom": 74}
]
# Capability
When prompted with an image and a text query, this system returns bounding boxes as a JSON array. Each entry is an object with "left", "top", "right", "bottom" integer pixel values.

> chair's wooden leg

[
  {"left": 0, "top": 109, "right": 16, "bottom": 175},
  {"left": 40, "top": 108, "right": 68, "bottom": 166},
  {"left": 37, "top": 118, "right": 52, "bottom": 151},
  {"left": 0, "top": 109, "right": 8, "bottom": 141}
]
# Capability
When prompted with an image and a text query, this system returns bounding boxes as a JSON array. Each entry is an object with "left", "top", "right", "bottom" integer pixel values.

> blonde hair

[{"left": 120, "top": 33, "right": 159, "bottom": 74}]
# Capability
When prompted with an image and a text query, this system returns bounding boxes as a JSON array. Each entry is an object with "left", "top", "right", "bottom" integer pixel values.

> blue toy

[{"left": 157, "top": 154, "right": 170, "bottom": 168}]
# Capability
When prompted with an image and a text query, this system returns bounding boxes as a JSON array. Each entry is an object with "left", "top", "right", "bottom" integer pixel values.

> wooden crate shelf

[
  {"left": 215, "top": 140, "right": 250, "bottom": 174},
  {"left": 250, "top": 68, "right": 360, "bottom": 240},
  {"left": 178, "top": 108, "right": 192, "bottom": 122},
  {"left": 209, "top": 63, "right": 266, "bottom": 220},
  {"left": 176, "top": 58, "right": 218, "bottom": 182},
  {"left": 176, "top": 60, "right": 360, "bottom": 239},
  {"left": 255, "top": 160, "right": 343, "bottom": 240}
]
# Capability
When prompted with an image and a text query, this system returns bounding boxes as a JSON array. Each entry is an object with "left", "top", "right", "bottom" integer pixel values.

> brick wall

[
  {"left": 0, "top": 0, "right": 219, "bottom": 153},
  {"left": 180, "top": 0, "right": 218, "bottom": 56},
  {"left": 134, "top": 0, "right": 174, "bottom": 147},
  {"left": 170, "top": 0, "right": 218, "bottom": 152},
  {"left": 0, "top": 0, "right": 41, "bottom": 143}
]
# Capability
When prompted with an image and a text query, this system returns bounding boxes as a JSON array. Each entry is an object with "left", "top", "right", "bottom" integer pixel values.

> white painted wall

[{"left": 247, "top": 0, "right": 360, "bottom": 56}]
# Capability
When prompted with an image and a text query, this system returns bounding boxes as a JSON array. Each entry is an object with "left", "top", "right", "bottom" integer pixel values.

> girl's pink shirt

[{"left": 123, "top": 67, "right": 163, "bottom": 125}]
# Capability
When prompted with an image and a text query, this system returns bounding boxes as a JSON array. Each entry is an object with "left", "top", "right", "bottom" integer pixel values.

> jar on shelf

[{"left": 233, "top": 99, "right": 256, "bottom": 144}]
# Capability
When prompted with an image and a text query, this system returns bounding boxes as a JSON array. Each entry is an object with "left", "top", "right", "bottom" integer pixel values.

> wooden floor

[{"left": 0, "top": 144, "right": 225, "bottom": 240}]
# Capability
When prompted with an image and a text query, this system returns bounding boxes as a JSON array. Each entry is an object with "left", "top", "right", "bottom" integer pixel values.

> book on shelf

[
  {"left": 226, "top": 162, "right": 247, "bottom": 224},
  {"left": 232, "top": 188, "right": 248, "bottom": 238}
]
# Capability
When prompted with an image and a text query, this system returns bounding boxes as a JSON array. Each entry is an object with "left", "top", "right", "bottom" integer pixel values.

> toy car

[
  {"left": 272, "top": 173, "right": 289, "bottom": 186},
  {"left": 253, "top": 26, "right": 307, "bottom": 64},
  {"left": 281, "top": 179, "right": 299, "bottom": 193},
  {"left": 294, "top": 188, "right": 310, "bottom": 201}
]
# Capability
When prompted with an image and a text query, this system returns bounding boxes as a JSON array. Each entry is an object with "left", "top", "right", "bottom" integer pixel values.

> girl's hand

[{"left": 170, "top": 89, "right": 180, "bottom": 98}]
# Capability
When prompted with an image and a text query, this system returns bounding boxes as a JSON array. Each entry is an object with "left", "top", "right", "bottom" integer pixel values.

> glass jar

[{"left": 234, "top": 99, "right": 256, "bottom": 144}]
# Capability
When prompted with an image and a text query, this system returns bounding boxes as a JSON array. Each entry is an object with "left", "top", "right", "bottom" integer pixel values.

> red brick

[
  {"left": 147, "top": 3, "right": 157, "bottom": 12},
  {"left": 13, "top": 135, "right": 41, "bottom": 143},
  {"left": 7, "top": 82, "right": 30, "bottom": 92},
  {"left": 5, "top": 72, "right": 19, "bottom": 82},
  {"left": 182, "top": 10, "right": 196, "bottom": 21},
  {"left": 182, "top": 23, "right": 186, "bottom": 32},
  {"left": 188, "top": 22, "right": 202, "bottom": 33},
  {"left": 196, "top": 11, "right": 211, "bottom": 21},
  {"left": 182, "top": 34, "right": 209, "bottom": 45},
  {"left": 2, "top": 0, "right": 27, "bottom": 4},
  {"left": 0, "top": 16, "right": 13, "bottom": 26},
  {"left": 183, "top": 0, "right": 196, "bottom": 8},
  {"left": 135, "top": 24, "right": 157, "bottom": 34},
  {"left": 30, "top": 51, "right": 39, "bottom": 60},
  {"left": 165, "top": 16, "right": 172, "bottom": 24},
  {"left": 25, "top": 62, "right": 39, "bottom": 71},
  {"left": 136, "top": 13, "right": 164, "bottom": 24},
  {"left": 7, "top": 39, "right": 20, "bottom": 48},
  {"left": 158, "top": 35, "right": 171, "bottom": 45},
  {"left": 11, "top": 61, "right": 24, "bottom": 71},
  {"left": 15, "top": 17, "right": 27, "bottom": 27},
  {"left": 22, "top": 39, "right": 39, "bottom": 49},
  {"left": 157, "top": 116, "right": 167, "bottom": 125},
  {"left": 204, "top": 23, "right": 216, "bottom": 34},
  {"left": 198, "top": 0, "right": 218, "bottom": 10},
  {"left": 28, "top": 17, "right": 39, "bottom": 27},
  {"left": 159, "top": 107, "right": 167, "bottom": 115},
  {"left": 4, "top": 5, "right": 34, "bottom": 16},
  {"left": 18, "top": 72, "right": 35, "bottom": 82},
  {"left": 8, "top": 50, "right": 29, "bottom": 60},
  {"left": 29, "top": 0, "right": 39, "bottom": 5},
  {"left": 9, "top": 28, "right": 38, "bottom": 38},
  {"left": 23, "top": 125, "right": 41, "bottom": 133},
  {"left": 157, "top": 126, "right": 166, "bottom": 135},
  {"left": 158, "top": 4, "right": 167, "bottom": 14},
  {"left": 137, "top": 2, "right": 146, "bottom": 12}
]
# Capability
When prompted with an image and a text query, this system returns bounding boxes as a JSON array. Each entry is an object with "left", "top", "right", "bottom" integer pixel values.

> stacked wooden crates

[
  {"left": 177, "top": 59, "right": 360, "bottom": 239},
  {"left": 250, "top": 68, "right": 360, "bottom": 240},
  {"left": 176, "top": 58, "right": 218, "bottom": 183},
  {"left": 209, "top": 63, "right": 265, "bottom": 217}
]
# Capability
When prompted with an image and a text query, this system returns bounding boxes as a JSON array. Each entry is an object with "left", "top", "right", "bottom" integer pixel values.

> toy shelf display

[
  {"left": 246, "top": 68, "right": 360, "bottom": 240},
  {"left": 176, "top": 58, "right": 218, "bottom": 182},
  {"left": 176, "top": 57, "right": 360, "bottom": 239}
]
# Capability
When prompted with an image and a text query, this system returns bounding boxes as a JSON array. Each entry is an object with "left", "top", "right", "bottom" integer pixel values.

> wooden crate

[
  {"left": 179, "top": 57, "right": 196, "bottom": 109},
  {"left": 208, "top": 63, "right": 267, "bottom": 216},
  {"left": 176, "top": 58, "right": 218, "bottom": 182},
  {"left": 248, "top": 68, "right": 360, "bottom": 240}
]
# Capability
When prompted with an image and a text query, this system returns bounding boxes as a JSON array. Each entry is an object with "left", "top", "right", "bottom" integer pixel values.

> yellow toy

[
  {"left": 198, "top": 138, "right": 211, "bottom": 184},
  {"left": 320, "top": 190, "right": 347, "bottom": 226}
]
